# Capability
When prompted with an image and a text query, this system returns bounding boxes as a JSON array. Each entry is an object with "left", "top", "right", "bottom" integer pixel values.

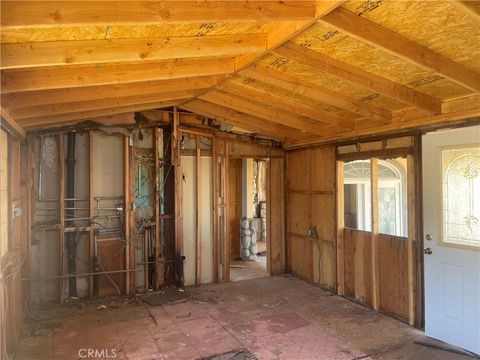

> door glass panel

[{"left": 441, "top": 145, "right": 480, "bottom": 248}]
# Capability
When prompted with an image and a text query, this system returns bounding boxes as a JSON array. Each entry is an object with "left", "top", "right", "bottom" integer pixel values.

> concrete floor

[
  {"left": 230, "top": 255, "right": 267, "bottom": 282},
  {"left": 16, "top": 276, "right": 472, "bottom": 360}
]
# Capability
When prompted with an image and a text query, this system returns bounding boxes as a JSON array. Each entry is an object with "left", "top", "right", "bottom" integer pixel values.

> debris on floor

[
  {"left": 14, "top": 276, "right": 472, "bottom": 360},
  {"left": 140, "top": 288, "right": 190, "bottom": 306},
  {"left": 199, "top": 349, "right": 258, "bottom": 360}
]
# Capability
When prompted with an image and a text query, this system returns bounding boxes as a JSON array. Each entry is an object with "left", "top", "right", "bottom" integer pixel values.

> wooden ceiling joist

[
  {"left": 2, "top": 75, "right": 225, "bottom": 109},
  {"left": 180, "top": 99, "right": 308, "bottom": 141},
  {"left": 218, "top": 80, "right": 356, "bottom": 128},
  {"left": 321, "top": 7, "right": 480, "bottom": 92},
  {"left": 0, "top": 57, "right": 235, "bottom": 93},
  {"left": 18, "top": 101, "right": 180, "bottom": 129},
  {"left": 241, "top": 66, "right": 393, "bottom": 123},
  {"left": 274, "top": 41, "right": 443, "bottom": 114},
  {"left": 455, "top": 1, "right": 480, "bottom": 19},
  {"left": 11, "top": 90, "right": 193, "bottom": 120},
  {"left": 285, "top": 108, "right": 480, "bottom": 149},
  {"left": 233, "top": 1, "right": 345, "bottom": 70},
  {"left": 1, "top": 1, "right": 316, "bottom": 28},
  {"left": 1, "top": 34, "right": 266, "bottom": 69},
  {"left": 0, "top": 106, "right": 26, "bottom": 139},
  {"left": 198, "top": 90, "right": 331, "bottom": 136}
]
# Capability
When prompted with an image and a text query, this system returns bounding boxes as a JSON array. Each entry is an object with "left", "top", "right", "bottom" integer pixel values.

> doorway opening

[{"left": 228, "top": 158, "right": 268, "bottom": 281}]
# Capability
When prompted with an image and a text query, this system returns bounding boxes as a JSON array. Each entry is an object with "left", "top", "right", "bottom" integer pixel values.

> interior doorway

[{"left": 228, "top": 158, "right": 268, "bottom": 281}]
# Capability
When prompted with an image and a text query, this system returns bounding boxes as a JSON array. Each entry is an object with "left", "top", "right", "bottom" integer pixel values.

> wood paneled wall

[
  {"left": 343, "top": 229, "right": 373, "bottom": 306},
  {"left": 286, "top": 146, "right": 336, "bottom": 290}
]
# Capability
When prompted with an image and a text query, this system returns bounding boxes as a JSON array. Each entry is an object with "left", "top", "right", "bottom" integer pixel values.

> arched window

[{"left": 344, "top": 159, "right": 407, "bottom": 236}]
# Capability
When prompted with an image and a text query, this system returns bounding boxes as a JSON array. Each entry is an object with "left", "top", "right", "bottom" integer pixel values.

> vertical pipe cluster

[{"left": 65, "top": 132, "right": 77, "bottom": 297}]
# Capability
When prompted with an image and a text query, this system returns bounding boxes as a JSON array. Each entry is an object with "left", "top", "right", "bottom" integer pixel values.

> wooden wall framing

[{"left": 335, "top": 136, "right": 419, "bottom": 325}]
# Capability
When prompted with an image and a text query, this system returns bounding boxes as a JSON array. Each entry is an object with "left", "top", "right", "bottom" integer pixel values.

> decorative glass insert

[{"left": 441, "top": 146, "right": 480, "bottom": 248}]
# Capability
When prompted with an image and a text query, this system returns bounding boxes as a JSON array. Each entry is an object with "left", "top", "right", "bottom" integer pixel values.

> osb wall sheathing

[
  {"left": 1, "top": 21, "right": 283, "bottom": 43},
  {"left": 256, "top": 54, "right": 406, "bottom": 111}
]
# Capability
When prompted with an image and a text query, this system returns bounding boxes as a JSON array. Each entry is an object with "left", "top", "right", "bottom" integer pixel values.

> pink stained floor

[{"left": 15, "top": 275, "right": 471, "bottom": 360}]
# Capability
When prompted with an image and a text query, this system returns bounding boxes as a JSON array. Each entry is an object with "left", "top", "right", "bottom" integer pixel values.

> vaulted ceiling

[{"left": 1, "top": 1, "right": 479, "bottom": 146}]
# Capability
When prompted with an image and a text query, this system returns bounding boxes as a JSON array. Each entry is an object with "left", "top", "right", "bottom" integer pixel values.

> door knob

[
  {"left": 426, "top": 234, "right": 433, "bottom": 241},
  {"left": 424, "top": 248, "right": 433, "bottom": 255}
]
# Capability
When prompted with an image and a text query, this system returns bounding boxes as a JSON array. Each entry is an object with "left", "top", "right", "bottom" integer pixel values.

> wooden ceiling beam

[
  {"left": 2, "top": 75, "right": 225, "bottom": 109},
  {"left": 234, "top": 1, "right": 344, "bottom": 71},
  {"left": 285, "top": 108, "right": 480, "bottom": 149},
  {"left": 180, "top": 99, "right": 308, "bottom": 141},
  {"left": 0, "top": 106, "right": 26, "bottom": 139},
  {"left": 11, "top": 91, "right": 193, "bottom": 120},
  {"left": 190, "top": 1, "right": 345, "bottom": 102},
  {"left": 321, "top": 7, "right": 480, "bottom": 92},
  {"left": 1, "top": 34, "right": 266, "bottom": 69},
  {"left": 218, "top": 80, "right": 356, "bottom": 128},
  {"left": 454, "top": 1, "right": 480, "bottom": 19},
  {"left": 18, "top": 101, "right": 180, "bottom": 129},
  {"left": 1, "top": 57, "right": 235, "bottom": 93},
  {"left": 274, "top": 41, "right": 442, "bottom": 114},
  {"left": 198, "top": 90, "right": 331, "bottom": 136},
  {"left": 1, "top": 1, "right": 316, "bottom": 28},
  {"left": 241, "top": 66, "right": 392, "bottom": 122}
]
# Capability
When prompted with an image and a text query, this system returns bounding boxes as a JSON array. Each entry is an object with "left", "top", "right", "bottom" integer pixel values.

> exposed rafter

[
  {"left": 188, "top": 1, "right": 345, "bottom": 104},
  {"left": 1, "top": 1, "right": 316, "bottom": 28},
  {"left": 0, "top": 58, "right": 236, "bottom": 93},
  {"left": 17, "top": 101, "right": 180, "bottom": 129},
  {"left": 180, "top": 99, "right": 309, "bottom": 141},
  {"left": 0, "top": 106, "right": 25, "bottom": 139},
  {"left": 198, "top": 90, "right": 333, "bottom": 136},
  {"left": 234, "top": 1, "right": 345, "bottom": 70},
  {"left": 241, "top": 66, "right": 392, "bottom": 123},
  {"left": 285, "top": 108, "right": 480, "bottom": 148},
  {"left": 321, "top": 7, "right": 480, "bottom": 92},
  {"left": 1, "top": 34, "right": 266, "bottom": 69},
  {"left": 2, "top": 75, "right": 225, "bottom": 108},
  {"left": 11, "top": 90, "right": 193, "bottom": 119},
  {"left": 454, "top": 1, "right": 480, "bottom": 19},
  {"left": 273, "top": 41, "right": 442, "bottom": 114},
  {"left": 218, "top": 80, "right": 356, "bottom": 128}
]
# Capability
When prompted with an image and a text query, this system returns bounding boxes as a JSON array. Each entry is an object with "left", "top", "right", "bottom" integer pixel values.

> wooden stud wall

[{"left": 334, "top": 138, "right": 418, "bottom": 324}]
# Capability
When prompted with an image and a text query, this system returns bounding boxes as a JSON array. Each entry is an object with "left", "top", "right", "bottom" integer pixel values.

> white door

[{"left": 422, "top": 125, "right": 480, "bottom": 355}]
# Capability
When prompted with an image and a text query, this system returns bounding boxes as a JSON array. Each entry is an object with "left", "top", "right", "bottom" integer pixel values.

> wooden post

[
  {"left": 58, "top": 135, "right": 65, "bottom": 302},
  {"left": 336, "top": 160, "right": 345, "bottom": 295},
  {"left": 144, "top": 229, "right": 149, "bottom": 291},
  {"left": 212, "top": 137, "right": 219, "bottom": 283},
  {"left": 154, "top": 127, "right": 161, "bottom": 289},
  {"left": 223, "top": 143, "right": 229, "bottom": 282},
  {"left": 266, "top": 159, "right": 271, "bottom": 275},
  {"left": 88, "top": 131, "right": 94, "bottom": 298},
  {"left": 407, "top": 154, "right": 416, "bottom": 325},
  {"left": 370, "top": 158, "right": 380, "bottom": 311},
  {"left": 414, "top": 134, "right": 424, "bottom": 328},
  {"left": 123, "top": 135, "right": 130, "bottom": 295},
  {"left": 195, "top": 135, "right": 201, "bottom": 285},
  {"left": 173, "top": 107, "right": 184, "bottom": 286}
]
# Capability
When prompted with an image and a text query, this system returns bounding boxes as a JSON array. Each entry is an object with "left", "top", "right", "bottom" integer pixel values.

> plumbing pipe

[{"left": 65, "top": 132, "right": 77, "bottom": 297}]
